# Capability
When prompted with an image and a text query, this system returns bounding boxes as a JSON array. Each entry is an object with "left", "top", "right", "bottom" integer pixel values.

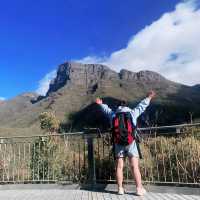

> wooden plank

[{"left": 0, "top": 189, "right": 199, "bottom": 200}]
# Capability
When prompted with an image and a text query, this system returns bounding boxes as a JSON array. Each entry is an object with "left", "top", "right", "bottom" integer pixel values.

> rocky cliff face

[
  {"left": 47, "top": 62, "right": 118, "bottom": 95},
  {"left": 47, "top": 62, "right": 169, "bottom": 96},
  {"left": 119, "top": 69, "right": 166, "bottom": 82}
]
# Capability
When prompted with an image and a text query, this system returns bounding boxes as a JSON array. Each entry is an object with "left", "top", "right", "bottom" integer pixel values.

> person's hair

[{"left": 118, "top": 100, "right": 127, "bottom": 107}]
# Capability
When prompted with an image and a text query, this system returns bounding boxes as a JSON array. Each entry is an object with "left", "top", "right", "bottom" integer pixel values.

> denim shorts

[{"left": 114, "top": 140, "right": 139, "bottom": 158}]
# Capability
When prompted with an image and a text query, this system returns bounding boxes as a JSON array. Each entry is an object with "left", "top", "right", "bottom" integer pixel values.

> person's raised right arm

[{"left": 131, "top": 90, "right": 156, "bottom": 120}]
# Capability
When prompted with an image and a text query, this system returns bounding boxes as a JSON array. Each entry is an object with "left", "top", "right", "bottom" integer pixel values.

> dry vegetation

[
  {"left": 93, "top": 128, "right": 200, "bottom": 184},
  {"left": 0, "top": 127, "right": 199, "bottom": 184}
]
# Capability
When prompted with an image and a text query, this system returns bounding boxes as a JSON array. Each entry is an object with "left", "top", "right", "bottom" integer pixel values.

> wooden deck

[
  {"left": 0, "top": 184, "right": 199, "bottom": 200},
  {"left": 0, "top": 189, "right": 200, "bottom": 200}
]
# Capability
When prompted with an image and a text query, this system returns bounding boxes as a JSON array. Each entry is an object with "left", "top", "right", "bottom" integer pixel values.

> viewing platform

[{"left": 0, "top": 184, "right": 199, "bottom": 200}]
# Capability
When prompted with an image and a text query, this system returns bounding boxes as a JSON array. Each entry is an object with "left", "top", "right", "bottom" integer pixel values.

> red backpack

[{"left": 112, "top": 112, "right": 135, "bottom": 145}]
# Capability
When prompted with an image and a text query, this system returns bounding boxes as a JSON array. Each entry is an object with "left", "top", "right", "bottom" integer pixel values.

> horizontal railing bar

[
  {"left": 0, "top": 122, "right": 199, "bottom": 140},
  {"left": 0, "top": 180, "right": 58, "bottom": 183},
  {"left": 138, "top": 122, "right": 200, "bottom": 131},
  {"left": 0, "top": 179, "right": 199, "bottom": 184},
  {"left": 0, "top": 132, "right": 84, "bottom": 140}
]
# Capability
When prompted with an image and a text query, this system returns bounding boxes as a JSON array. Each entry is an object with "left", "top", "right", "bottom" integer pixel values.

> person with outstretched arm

[{"left": 96, "top": 91, "right": 156, "bottom": 196}]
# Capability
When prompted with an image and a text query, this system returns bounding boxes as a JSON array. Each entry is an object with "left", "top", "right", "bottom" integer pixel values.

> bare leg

[
  {"left": 116, "top": 157, "right": 124, "bottom": 188},
  {"left": 128, "top": 156, "right": 142, "bottom": 188}
]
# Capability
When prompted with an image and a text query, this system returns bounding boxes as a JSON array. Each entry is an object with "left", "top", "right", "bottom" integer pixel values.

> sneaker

[
  {"left": 118, "top": 187, "right": 124, "bottom": 195},
  {"left": 136, "top": 187, "right": 147, "bottom": 196}
]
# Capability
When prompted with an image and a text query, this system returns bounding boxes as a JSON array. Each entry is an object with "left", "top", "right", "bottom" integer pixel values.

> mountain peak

[{"left": 47, "top": 61, "right": 118, "bottom": 95}]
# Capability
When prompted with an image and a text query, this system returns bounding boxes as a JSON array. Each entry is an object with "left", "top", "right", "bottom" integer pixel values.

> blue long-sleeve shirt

[{"left": 99, "top": 97, "right": 151, "bottom": 127}]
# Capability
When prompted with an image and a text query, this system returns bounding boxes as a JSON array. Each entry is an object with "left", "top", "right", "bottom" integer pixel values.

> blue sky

[{"left": 1, "top": 0, "right": 199, "bottom": 100}]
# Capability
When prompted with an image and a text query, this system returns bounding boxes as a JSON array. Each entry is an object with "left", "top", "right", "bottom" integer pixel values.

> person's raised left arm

[{"left": 95, "top": 98, "right": 114, "bottom": 120}]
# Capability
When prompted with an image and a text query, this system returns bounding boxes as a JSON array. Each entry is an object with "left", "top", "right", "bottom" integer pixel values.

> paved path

[{"left": 0, "top": 188, "right": 199, "bottom": 200}]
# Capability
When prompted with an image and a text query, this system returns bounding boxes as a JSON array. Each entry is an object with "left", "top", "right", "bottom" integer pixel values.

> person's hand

[
  {"left": 95, "top": 98, "right": 103, "bottom": 105},
  {"left": 148, "top": 90, "right": 156, "bottom": 100}
]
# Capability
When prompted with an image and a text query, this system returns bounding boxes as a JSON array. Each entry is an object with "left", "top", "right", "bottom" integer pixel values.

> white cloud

[
  {"left": 78, "top": 0, "right": 200, "bottom": 86},
  {"left": 36, "top": 70, "right": 57, "bottom": 96},
  {"left": 0, "top": 97, "right": 6, "bottom": 101},
  {"left": 76, "top": 56, "right": 105, "bottom": 64}
]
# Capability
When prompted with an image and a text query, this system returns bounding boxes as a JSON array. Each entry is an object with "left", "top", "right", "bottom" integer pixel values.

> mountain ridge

[
  {"left": 46, "top": 62, "right": 172, "bottom": 97},
  {"left": 0, "top": 61, "right": 199, "bottom": 135}
]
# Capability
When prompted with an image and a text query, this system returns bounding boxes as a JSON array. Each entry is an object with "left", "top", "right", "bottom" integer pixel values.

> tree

[{"left": 39, "top": 111, "right": 60, "bottom": 134}]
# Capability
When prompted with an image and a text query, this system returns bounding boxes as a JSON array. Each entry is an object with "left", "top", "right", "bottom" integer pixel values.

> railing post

[{"left": 87, "top": 136, "right": 96, "bottom": 186}]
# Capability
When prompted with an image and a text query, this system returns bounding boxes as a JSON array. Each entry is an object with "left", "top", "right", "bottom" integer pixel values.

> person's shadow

[{"left": 80, "top": 184, "right": 141, "bottom": 196}]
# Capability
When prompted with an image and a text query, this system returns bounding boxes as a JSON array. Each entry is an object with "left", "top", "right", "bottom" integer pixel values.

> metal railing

[{"left": 0, "top": 123, "right": 199, "bottom": 186}]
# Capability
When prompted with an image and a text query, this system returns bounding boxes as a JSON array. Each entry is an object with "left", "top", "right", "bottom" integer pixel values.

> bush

[
  {"left": 39, "top": 112, "right": 60, "bottom": 133},
  {"left": 30, "top": 135, "right": 85, "bottom": 182}
]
